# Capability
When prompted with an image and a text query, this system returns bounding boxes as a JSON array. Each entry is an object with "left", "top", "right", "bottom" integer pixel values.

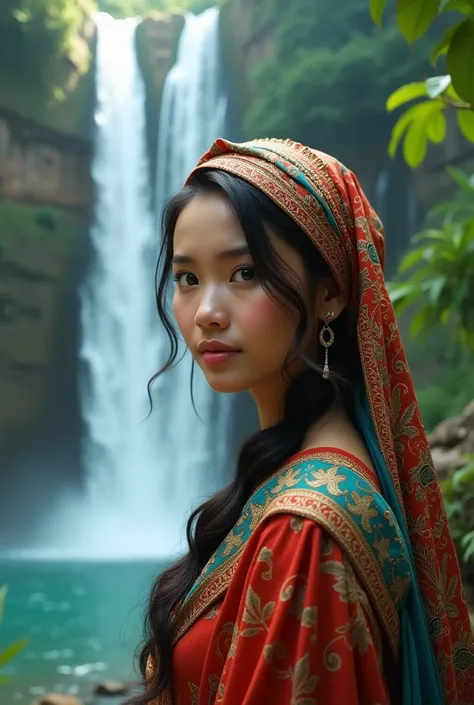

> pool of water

[{"left": 0, "top": 559, "right": 166, "bottom": 703}]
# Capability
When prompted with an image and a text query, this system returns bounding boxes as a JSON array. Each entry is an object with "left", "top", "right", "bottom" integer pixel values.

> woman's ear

[{"left": 314, "top": 278, "right": 346, "bottom": 322}]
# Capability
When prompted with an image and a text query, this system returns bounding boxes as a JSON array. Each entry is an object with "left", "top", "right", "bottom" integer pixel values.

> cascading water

[
  {"left": 152, "top": 8, "right": 233, "bottom": 510},
  {"left": 8, "top": 8, "right": 235, "bottom": 559},
  {"left": 74, "top": 12, "right": 176, "bottom": 557}
]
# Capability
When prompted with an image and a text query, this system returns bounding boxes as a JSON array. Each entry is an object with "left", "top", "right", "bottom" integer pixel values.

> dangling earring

[{"left": 319, "top": 311, "right": 335, "bottom": 379}]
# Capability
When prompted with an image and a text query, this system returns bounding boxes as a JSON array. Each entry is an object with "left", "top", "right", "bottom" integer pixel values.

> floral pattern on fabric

[
  {"left": 184, "top": 139, "right": 474, "bottom": 702},
  {"left": 169, "top": 514, "right": 390, "bottom": 705}
]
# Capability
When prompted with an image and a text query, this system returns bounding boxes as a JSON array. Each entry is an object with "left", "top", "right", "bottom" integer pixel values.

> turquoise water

[{"left": 0, "top": 560, "right": 166, "bottom": 704}]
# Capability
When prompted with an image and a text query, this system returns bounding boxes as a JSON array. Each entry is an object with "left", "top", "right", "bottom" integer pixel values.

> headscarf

[{"left": 185, "top": 138, "right": 474, "bottom": 704}]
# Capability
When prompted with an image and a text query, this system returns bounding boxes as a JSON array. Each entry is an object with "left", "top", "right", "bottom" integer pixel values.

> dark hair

[{"left": 127, "top": 169, "right": 357, "bottom": 704}]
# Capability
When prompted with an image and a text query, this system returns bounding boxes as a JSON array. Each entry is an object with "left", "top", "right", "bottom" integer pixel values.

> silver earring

[{"left": 319, "top": 311, "right": 335, "bottom": 379}]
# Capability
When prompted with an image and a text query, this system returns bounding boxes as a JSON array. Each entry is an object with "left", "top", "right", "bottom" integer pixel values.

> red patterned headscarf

[{"left": 185, "top": 138, "right": 474, "bottom": 703}]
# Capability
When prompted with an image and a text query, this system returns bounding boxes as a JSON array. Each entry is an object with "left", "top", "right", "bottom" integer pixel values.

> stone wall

[
  {"left": 0, "top": 109, "right": 92, "bottom": 211},
  {"left": 0, "top": 109, "right": 90, "bottom": 436}
]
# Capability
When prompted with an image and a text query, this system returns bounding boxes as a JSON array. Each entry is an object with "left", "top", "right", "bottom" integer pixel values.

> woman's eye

[
  {"left": 231, "top": 266, "right": 255, "bottom": 283},
  {"left": 174, "top": 271, "right": 198, "bottom": 287}
]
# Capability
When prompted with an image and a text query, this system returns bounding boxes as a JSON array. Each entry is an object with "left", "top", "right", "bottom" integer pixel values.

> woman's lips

[{"left": 201, "top": 350, "right": 241, "bottom": 366}]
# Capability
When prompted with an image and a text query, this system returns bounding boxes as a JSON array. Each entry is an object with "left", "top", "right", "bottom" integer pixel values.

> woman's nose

[{"left": 194, "top": 286, "right": 230, "bottom": 330}]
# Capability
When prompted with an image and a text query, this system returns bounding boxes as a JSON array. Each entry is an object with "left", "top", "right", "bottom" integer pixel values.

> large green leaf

[
  {"left": 431, "top": 21, "right": 466, "bottom": 65},
  {"left": 396, "top": 0, "right": 440, "bottom": 43},
  {"left": 440, "top": 0, "right": 474, "bottom": 11},
  {"left": 0, "top": 638, "right": 29, "bottom": 668},
  {"left": 404, "top": 127, "right": 426, "bottom": 166},
  {"left": 426, "top": 109, "right": 447, "bottom": 142},
  {"left": 428, "top": 275, "right": 448, "bottom": 305},
  {"left": 447, "top": 18, "right": 474, "bottom": 105},
  {"left": 446, "top": 165, "right": 474, "bottom": 193},
  {"left": 370, "top": 0, "right": 387, "bottom": 26},
  {"left": 457, "top": 109, "right": 474, "bottom": 141},
  {"left": 398, "top": 245, "right": 430, "bottom": 273},
  {"left": 386, "top": 81, "right": 427, "bottom": 111},
  {"left": 389, "top": 101, "right": 440, "bottom": 158}
]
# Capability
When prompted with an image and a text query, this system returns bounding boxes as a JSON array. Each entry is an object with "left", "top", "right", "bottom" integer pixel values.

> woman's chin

[{"left": 203, "top": 373, "right": 251, "bottom": 395}]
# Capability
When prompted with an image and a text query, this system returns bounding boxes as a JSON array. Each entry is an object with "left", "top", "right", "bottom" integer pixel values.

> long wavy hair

[{"left": 127, "top": 169, "right": 358, "bottom": 703}]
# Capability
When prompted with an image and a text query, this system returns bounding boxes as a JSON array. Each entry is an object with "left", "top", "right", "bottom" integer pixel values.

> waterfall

[
  {"left": 7, "top": 8, "right": 236, "bottom": 560},
  {"left": 76, "top": 12, "right": 176, "bottom": 557},
  {"left": 152, "top": 8, "right": 232, "bottom": 520}
]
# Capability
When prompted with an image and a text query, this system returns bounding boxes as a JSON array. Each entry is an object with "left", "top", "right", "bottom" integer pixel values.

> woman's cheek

[
  {"left": 243, "top": 290, "right": 293, "bottom": 335},
  {"left": 173, "top": 295, "right": 194, "bottom": 345}
]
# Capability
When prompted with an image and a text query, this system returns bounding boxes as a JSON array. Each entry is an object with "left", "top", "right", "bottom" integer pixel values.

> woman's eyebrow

[{"left": 172, "top": 245, "right": 250, "bottom": 265}]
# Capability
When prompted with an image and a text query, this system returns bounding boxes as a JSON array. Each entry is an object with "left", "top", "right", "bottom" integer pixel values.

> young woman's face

[{"left": 171, "top": 192, "right": 307, "bottom": 399}]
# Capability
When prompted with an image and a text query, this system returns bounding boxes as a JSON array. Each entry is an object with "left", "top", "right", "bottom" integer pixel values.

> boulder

[
  {"left": 32, "top": 694, "right": 84, "bottom": 705},
  {"left": 431, "top": 446, "right": 466, "bottom": 476},
  {"left": 428, "top": 415, "right": 467, "bottom": 448},
  {"left": 94, "top": 680, "right": 130, "bottom": 696}
]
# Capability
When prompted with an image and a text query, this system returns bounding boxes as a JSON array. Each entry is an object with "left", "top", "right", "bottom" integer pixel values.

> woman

[{"left": 133, "top": 138, "right": 474, "bottom": 705}]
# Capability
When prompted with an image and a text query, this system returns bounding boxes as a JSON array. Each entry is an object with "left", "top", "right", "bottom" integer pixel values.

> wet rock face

[
  {"left": 94, "top": 680, "right": 130, "bottom": 696},
  {"left": 0, "top": 112, "right": 92, "bottom": 211},
  {"left": 32, "top": 694, "right": 84, "bottom": 705},
  {"left": 0, "top": 108, "right": 91, "bottom": 437},
  {"left": 429, "top": 399, "right": 474, "bottom": 476}
]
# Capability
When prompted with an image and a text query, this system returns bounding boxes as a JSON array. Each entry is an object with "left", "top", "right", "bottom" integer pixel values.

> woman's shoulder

[{"left": 272, "top": 445, "right": 380, "bottom": 494}]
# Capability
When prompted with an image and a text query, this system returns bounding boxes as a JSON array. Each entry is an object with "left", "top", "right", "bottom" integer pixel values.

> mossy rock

[
  {"left": 0, "top": 202, "right": 79, "bottom": 259},
  {"left": 135, "top": 11, "right": 184, "bottom": 184},
  {"left": 0, "top": 6, "right": 97, "bottom": 141}
]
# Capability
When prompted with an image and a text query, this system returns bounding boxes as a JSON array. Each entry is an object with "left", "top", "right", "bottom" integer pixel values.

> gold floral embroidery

[
  {"left": 271, "top": 467, "right": 301, "bottom": 494},
  {"left": 221, "top": 529, "right": 243, "bottom": 557},
  {"left": 227, "top": 623, "right": 239, "bottom": 658},
  {"left": 301, "top": 606, "right": 318, "bottom": 629},
  {"left": 216, "top": 621, "right": 235, "bottom": 661},
  {"left": 242, "top": 585, "right": 275, "bottom": 636},
  {"left": 373, "top": 537, "right": 392, "bottom": 564},
  {"left": 345, "top": 491, "right": 378, "bottom": 532},
  {"left": 188, "top": 681, "right": 199, "bottom": 705},
  {"left": 205, "top": 605, "right": 220, "bottom": 620},
  {"left": 216, "top": 682, "right": 225, "bottom": 702},
  {"left": 306, "top": 465, "right": 346, "bottom": 496},
  {"left": 320, "top": 559, "right": 368, "bottom": 606},
  {"left": 257, "top": 546, "right": 273, "bottom": 580},
  {"left": 390, "top": 573, "right": 411, "bottom": 604},
  {"left": 279, "top": 574, "right": 306, "bottom": 603},
  {"left": 208, "top": 674, "right": 219, "bottom": 696},
  {"left": 291, "top": 653, "right": 318, "bottom": 704},
  {"left": 290, "top": 516, "right": 305, "bottom": 533},
  {"left": 263, "top": 640, "right": 287, "bottom": 666},
  {"left": 323, "top": 602, "right": 374, "bottom": 673},
  {"left": 321, "top": 534, "right": 334, "bottom": 556}
]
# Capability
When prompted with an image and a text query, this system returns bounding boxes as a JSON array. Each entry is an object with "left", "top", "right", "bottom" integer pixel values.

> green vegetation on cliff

[
  {"left": 97, "top": 0, "right": 217, "bottom": 18},
  {"left": 0, "top": 0, "right": 96, "bottom": 136},
  {"left": 244, "top": 0, "right": 438, "bottom": 161},
  {"left": 0, "top": 202, "right": 78, "bottom": 255}
]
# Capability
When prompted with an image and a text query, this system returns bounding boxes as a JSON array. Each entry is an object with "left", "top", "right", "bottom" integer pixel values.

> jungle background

[{"left": 1, "top": 0, "right": 474, "bottom": 702}]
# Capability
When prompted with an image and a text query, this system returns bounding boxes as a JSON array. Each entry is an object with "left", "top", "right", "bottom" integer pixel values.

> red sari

[
  {"left": 172, "top": 505, "right": 391, "bottom": 704},
  {"left": 146, "top": 137, "right": 474, "bottom": 704},
  {"left": 148, "top": 449, "right": 408, "bottom": 704}
]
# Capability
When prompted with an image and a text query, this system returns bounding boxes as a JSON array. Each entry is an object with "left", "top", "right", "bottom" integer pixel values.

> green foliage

[
  {"left": 389, "top": 167, "right": 474, "bottom": 347},
  {"left": 415, "top": 352, "right": 474, "bottom": 430},
  {"left": 97, "top": 0, "right": 216, "bottom": 17},
  {"left": 245, "top": 0, "right": 433, "bottom": 154},
  {"left": 386, "top": 75, "right": 474, "bottom": 168},
  {"left": 0, "top": 586, "right": 28, "bottom": 685},
  {"left": 0, "top": 0, "right": 94, "bottom": 87},
  {"left": 0, "top": 0, "right": 96, "bottom": 133},
  {"left": 0, "top": 202, "right": 78, "bottom": 254},
  {"left": 370, "top": 0, "right": 474, "bottom": 166},
  {"left": 440, "top": 457, "right": 474, "bottom": 569}
]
